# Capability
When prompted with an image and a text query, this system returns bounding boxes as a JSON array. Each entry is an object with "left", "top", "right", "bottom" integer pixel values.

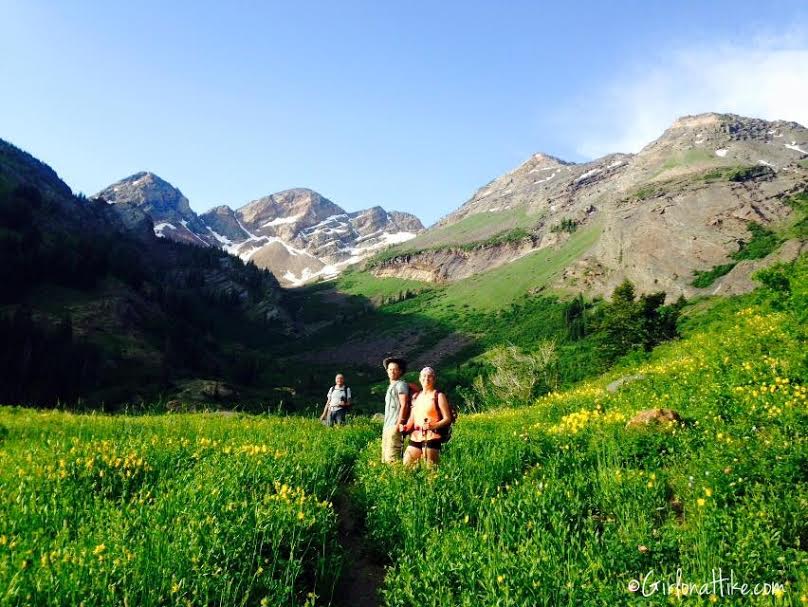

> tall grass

[{"left": 0, "top": 412, "right": 376, "bottom": 606}]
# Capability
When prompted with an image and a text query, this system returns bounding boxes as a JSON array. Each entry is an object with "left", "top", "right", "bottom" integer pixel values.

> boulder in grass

[
  {"left": 200, "top": 380, "right": 236, "bottom": 400},
  {"left": 166, "top": 399, "right": 194, "bottom": 413},
  {"left": 626, "top": 408, "right": 682, "bottom": 429},
  {"left": 606, "top": 374, "right": 646, "bottom": 393}
]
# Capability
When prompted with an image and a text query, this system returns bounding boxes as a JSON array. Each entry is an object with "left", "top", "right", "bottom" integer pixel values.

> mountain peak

[
  {"left": 97, "top": 171, "right": 182, "bottom": 199},
  {"left": 530, "top": 152, "right": 570, "bottom": 165},
  {"left": 115, "top": 171, "right": 174, "bottom": 190},
  {"left": 238, "top": 188, "right": 344, "bottom": 227},
  {"left": 274, "top": 187, "right": 318, "bottom": 196},
  {"left": 513, "top": 152, "right": 573, "bottom": 174},
  {"left": 95, "top": 172, "right": 196, "bottom": 226}
]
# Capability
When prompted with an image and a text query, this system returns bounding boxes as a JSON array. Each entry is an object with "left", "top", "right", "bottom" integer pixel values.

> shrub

[
  {"left": 470, "top": 342, "right": 559, "bottom": 409},
  {"left": 550, "top": 218, "right": 578, "bottom": 233},
  {"left": 702, "top": 165, "right": 774, "bottom": 183},
  {"left": 732, "top": 222, "right": 780, "bottom": 261},
  {"left": 692, "top": 263, "right": 736, "bottom": 288}
]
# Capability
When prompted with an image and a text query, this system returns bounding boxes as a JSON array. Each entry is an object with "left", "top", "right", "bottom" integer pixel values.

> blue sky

[{"left": 1, "top": 1, "right": 807, "bottom": 225}]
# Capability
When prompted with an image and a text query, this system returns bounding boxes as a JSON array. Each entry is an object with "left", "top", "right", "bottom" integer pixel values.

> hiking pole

[{"left": 423, "top": 417, "right": 430, "bottom": 465}]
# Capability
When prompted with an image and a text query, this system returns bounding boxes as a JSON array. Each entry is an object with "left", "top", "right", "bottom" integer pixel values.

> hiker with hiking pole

[
  {"left": 381, "top": 357, "right": 411, "bottom": 463},
  {"left": 402, "top": 366, "right": 454, "bottom": 466}
]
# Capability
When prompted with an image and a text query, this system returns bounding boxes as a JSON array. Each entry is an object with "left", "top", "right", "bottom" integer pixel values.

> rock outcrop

[{"left": 626, "top": 408, "right": 683, "bottom": 429}]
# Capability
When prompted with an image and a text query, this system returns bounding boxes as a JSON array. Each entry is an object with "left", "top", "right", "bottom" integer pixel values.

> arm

[
  {"left": 345, "top": 388, "right": 352, "bottom": 408},
  {"left": 400, "top": 398, "right": 415, "bottom": 433},
  {"left": 396, "top": 392, "right": 409, "bottom": 425},
  {"left": 320, "top": 389, "right": 331, "bottom": 420}
]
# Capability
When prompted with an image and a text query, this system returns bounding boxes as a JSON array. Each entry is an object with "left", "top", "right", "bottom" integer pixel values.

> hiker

[
  {"left": 320, "top": 373, "right": 351, "bottom": 426},
  {"left": 382, "top": 356, "right": 411, "bottom": 463},
  {"left": 402, "top": 366, "right": 452, "bottom": 466}
]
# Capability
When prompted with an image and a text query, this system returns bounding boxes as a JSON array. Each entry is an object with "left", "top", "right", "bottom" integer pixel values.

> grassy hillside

[
  {"left": 2, "top": 255, "right": 805, "bottom": 605},
  {"left": 434, "top": 222, "right": 601, "bottom": 312},
  {"left": 332, "top": 272, "right": 431, "bottom": 303},
  {"left": 335, "top": 222, "right": 600, "bottom": 318},
  {"left": 394, "top": 206, "right": 536, "bottom": 252}
]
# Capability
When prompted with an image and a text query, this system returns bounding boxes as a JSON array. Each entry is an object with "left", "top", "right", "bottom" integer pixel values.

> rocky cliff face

[
  {"left": 372, "top": 238, "right": 542, "bottom": 283},
  {"left": 375, "top": 113, "right": 808, "bottom": 299},
  {"left": 97, "top": 172, "right": 218, "bottom": 247},
  {"left": 97, "top": 179, "right": 425, "bottom": 286},
  {"left": 199, "top": 205, "right": 249, "bottom": 245}
]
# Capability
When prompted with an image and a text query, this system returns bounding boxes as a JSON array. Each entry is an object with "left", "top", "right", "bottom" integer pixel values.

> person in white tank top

[{"left": 402, "top": 367, "right": 452, "bottom": 466}]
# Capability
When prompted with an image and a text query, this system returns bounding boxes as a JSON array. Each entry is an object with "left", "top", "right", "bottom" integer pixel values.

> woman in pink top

[{"left": 401, "top": 366, "right": 452, "bottom": 466}]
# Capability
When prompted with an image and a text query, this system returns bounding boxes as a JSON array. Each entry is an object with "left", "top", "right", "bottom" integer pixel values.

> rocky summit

[
  {"left": 97, "top": 172, "right": 217, "bottom": 247},
  {"left": 96, "top": 179, "right": 424, "bottom": 286},
  {"left": 373, "top": 112, "right": 808, "bottom": 299}
]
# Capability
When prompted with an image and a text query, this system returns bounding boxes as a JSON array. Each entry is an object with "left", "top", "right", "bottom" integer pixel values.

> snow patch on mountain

[
  {"left": 302, "top": 213, "right": 350, "bottom": 232},
  {"left": 263, "top": 213, "right": 303, "bottom": 227},
  {"left": 206, "top": 226, "right": 233, "bottom": 246},
  {"left": 179, "top": 219, "right": 208, "bottom": 245},
  {"left": 283, "top": 264, "right": 342, "bottom": 287},
  {"left": 533, "top": 170, "right": 559, "bottom": 185},
  {"left": 154, "top": 222, "right": 176, "bottom": 237},
  {"left": 784, "top": 142, "right": 808, "bottom": 155},
  {"left": 381, "top": 231, "right": 417, "bottom": 245},
  {"left": 574, "top": 167, "right": 601, "bottom": 183}
]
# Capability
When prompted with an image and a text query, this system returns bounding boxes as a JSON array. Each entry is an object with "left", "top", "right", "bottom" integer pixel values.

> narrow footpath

[{"left": 331, "top": 488, "right": 386, "bottom": 607}]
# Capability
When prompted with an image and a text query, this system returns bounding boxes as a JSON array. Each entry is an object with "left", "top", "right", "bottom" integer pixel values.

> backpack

[
  {"left": 437, "top": 391, "right": 458, "bottom": 444},
  {"left": 328, "top": 385, "right": 351, "bottom": 406}
]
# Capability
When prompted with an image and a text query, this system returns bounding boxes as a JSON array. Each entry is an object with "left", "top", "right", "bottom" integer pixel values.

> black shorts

[{"left": 408, "top": 439, "right": 442, "bottom": 451}]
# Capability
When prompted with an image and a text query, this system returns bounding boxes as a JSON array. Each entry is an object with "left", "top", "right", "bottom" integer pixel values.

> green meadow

[
  {"left": 2, "top": 256, "right": 806, "bottom": 606},
  {"left": 383, "top": 206, "right": 536, "bottom": 253}
]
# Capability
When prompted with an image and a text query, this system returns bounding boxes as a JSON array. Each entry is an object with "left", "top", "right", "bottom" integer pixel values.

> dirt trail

[{"left": 331, "top": 489, "right": 386, "bottom": 607}]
